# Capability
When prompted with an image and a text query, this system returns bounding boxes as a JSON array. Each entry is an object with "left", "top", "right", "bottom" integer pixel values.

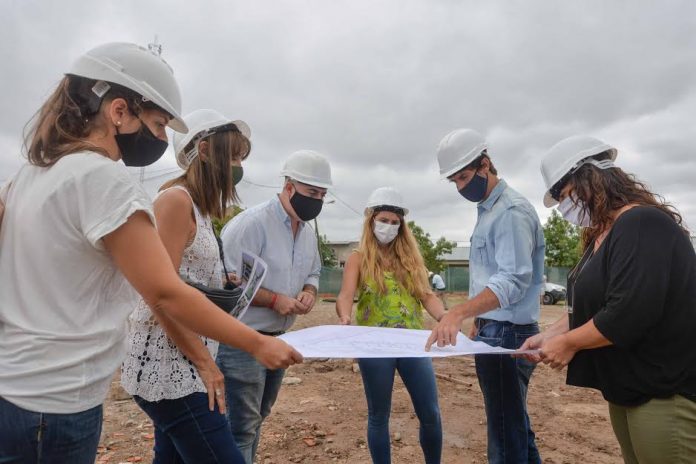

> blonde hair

[
  {"left": 357, "top": 210, "right": 431, "bottom": 301},
  {"left": 161, "top": 129, "right": 251, "bottom": 219}
]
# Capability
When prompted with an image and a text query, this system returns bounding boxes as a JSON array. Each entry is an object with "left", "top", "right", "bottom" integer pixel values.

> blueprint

[{"left": 279, "top": 325, "right": 536, "bottom": 358}]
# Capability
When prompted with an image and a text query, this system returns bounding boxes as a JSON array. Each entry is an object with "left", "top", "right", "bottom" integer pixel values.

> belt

[
  {"left": 257, "top": 330, "right": 286, "bottom": 337},
  {"left": 475, "top": 318, "right": 537, "bottom": 329}
]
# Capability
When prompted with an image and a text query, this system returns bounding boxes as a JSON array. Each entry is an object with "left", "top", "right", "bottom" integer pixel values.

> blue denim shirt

[
  {"left": 469, "top": 180, "right": 545, "bottom": 325},
  {"left": 220, "top": 195, "right": 321, "bottom": 332}
]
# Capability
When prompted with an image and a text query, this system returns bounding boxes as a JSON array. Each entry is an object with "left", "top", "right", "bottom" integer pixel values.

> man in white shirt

[
  {"left": 217, "top": 150, "right": 332, "bottom": 464},
  {"left": 430, "top": 271, "right": 448, "bottom": 309}
]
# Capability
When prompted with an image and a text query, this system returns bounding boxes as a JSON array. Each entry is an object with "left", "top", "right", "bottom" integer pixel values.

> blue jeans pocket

[{"left": 476, "top": 335, "right": 503, "bottom": 348}]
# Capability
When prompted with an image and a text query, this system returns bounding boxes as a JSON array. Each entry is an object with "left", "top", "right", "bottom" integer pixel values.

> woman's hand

[
  {"left": 539, "top": 334, "right": 578, "bottom": 370},
  {"left": 515, "top": 332, "right": 547, "bottom": 363},
  {"left": 252, "top": 336, "right": 304, "bottom": 370},
  {"left": 196, "top": 358, "right": 227, "bottom": 414},
  {"left": 338, "top": 315, "right": 351, "bottom": 325}
]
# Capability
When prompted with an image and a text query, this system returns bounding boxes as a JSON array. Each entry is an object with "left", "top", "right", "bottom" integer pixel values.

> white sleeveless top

[{"left": 121, "top": 186, "right": 223, "bottom": 401}]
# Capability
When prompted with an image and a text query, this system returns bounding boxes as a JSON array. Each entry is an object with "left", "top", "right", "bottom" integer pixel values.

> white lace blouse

[{"left": 121, "top": 186, "right": 223, "bottom": 401}]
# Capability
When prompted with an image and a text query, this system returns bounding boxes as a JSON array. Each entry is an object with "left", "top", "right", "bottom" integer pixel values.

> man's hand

[
  {"left": 296, "top": 290, "right": 316, "bottom": 314},
  {"left": 226, "top": 272, "right": 241, "bottom": 286},
  {"left": 539, "top": 334, "right": 578, "bottom": 370},
  {"left": 425, "top": 311, "right": 466, "bottom": 351},
  {"left": 337, "top": 315, "right": 351, "bottom": 325},
  {"left": 467, "top": 320, "right": 478, "bottom": 340},
  {"left": 273, "top": 294, "right": 308, "bottom": 316}
]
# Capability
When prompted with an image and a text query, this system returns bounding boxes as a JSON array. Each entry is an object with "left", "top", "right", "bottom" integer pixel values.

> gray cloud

[{"left": 1, "top": 0, "right": 695, "bottom": 242}]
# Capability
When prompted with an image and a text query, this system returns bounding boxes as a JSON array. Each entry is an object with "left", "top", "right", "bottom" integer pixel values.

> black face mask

[
  {"left": 115, "top": 120, "right": 168, "bottom": 167},
  {"left": 289, "top": 188, "right": 323, "bottom": 221},
  {"left": 458, "top": 172, "right": 489, "bottom": 202},
  {"left": 232, "top": 165, "right": 244, "bottom": 186}
]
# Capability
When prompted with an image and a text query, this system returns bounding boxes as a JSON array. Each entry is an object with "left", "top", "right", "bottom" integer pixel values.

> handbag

[
  {"left": 186, "top": 225, "right": 243, "bottom": 316},
  {"left": 188, "top": 280, "right": 243, "bottom": 315}
]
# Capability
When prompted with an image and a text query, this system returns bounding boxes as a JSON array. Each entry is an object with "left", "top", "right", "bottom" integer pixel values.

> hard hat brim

[{"left": 543, "top": 191, "right": 558, "bottom": 208}]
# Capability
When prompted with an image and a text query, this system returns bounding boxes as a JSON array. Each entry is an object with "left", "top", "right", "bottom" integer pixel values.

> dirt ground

[{"left": 98, "top": 295, "right": 623, "bottom": 464}]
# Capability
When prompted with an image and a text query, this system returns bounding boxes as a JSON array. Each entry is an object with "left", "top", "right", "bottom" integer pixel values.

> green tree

[
  {"left": 317, "top": 234, "right": 338, "bottom": 268},
  {"left": 543, "top": 209, "right": 582, "bottom": 267},
  {"left": 408, "top": 221, "right": 456, "bottom": 273},
  {"left": 212, "top": 205, "right": 244, "bottom": 236}
]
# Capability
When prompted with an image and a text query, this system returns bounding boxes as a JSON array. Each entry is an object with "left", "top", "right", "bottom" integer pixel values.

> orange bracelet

[{"left": 269, "top": 293, "right": 278, "bottom": 310}]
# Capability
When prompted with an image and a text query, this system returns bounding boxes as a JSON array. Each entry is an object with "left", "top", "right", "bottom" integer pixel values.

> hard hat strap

[{"left": 550, "top": 157, "right": 616, "bottom": 201}]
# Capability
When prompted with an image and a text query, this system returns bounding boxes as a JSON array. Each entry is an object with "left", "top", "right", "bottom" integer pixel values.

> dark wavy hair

[{"left": 564, "top": 151, "right": 686, "bottom": 249}]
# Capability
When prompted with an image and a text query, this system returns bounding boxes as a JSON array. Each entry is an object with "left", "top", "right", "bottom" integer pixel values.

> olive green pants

[{"left": 609, "top": 395, "right": 696, "bottom": 464}]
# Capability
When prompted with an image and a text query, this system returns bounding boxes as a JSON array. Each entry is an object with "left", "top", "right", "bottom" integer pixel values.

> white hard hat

[
  {"left": 173, "top": 109, "right": 251, "bottom": 169},
  {"left": 541, "top": 135, "right": 618, "bottom": 207},
  {"left": 280, "top": 150, "right": 333, "bottom": 188},
  {"left": 365, "top": 186, "right": 409, "bottom": 216},
  {"left": 436, "top": 129, "right": 488, "bottom": 179},
  {"left": 68, "top": 42, "right": 187, "bottom": 133}
]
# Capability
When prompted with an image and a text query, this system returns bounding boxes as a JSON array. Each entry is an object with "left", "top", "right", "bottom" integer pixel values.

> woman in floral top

[{"left": 336, "top": 187, "right": 446, "bottom": 464}]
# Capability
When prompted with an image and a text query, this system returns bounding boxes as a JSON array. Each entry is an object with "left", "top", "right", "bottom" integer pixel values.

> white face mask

[
  {"left": 558, "top": 195, "right": 591, "bottom": 227},
  {"left": 373, "top": 221, "right": 400, "bottom": 244}
]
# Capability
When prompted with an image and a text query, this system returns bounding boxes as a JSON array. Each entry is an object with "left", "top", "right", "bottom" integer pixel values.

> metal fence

[{"left": 318, "top": 265, "right": 572, "bottom": 294}]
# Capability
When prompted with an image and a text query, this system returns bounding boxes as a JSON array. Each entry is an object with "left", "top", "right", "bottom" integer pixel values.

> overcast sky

[{"left": 1, "top": 1, "right": 694, "bottom": 243}]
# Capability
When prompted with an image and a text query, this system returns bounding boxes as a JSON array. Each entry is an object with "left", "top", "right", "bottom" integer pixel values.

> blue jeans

[
  {"left": 216, "top": 344, "right": 285, "bottom": 464},
  {"left": 133, "top": 392, "right": 244, "bottom": 464},
  {"left": 358, "top": 357, "right": 443, "bottom": 464},
  {"left": 0, "top": 395, "right": 102, "bottom": 464},
  {"left": 474, "top": 318, "right": 541, "bottom": 464}
]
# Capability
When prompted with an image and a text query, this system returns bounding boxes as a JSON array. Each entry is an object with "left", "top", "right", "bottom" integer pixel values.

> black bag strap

[{"left": 211, "top": 222, "right": 234, "bottom": 289}]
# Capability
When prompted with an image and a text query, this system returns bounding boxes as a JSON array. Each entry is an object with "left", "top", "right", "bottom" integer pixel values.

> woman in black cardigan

[{"left": 522, "top": 135, "right": 696, "bottom": 464}]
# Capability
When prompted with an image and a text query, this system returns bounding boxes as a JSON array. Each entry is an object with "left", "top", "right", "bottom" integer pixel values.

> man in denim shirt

[
  {"left": 427, "top": 129, "right": 545, "bottom": 464},
  {"left": 217, "top": 150, "right": 331, "bottom": 464}
]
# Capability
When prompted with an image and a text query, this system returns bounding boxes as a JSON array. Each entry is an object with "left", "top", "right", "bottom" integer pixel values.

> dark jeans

[
  {"left": 474, "top": 318, "right": 541, "bottom": 464},
  {"left": 134, "top": 392, "right": 244, "bottom": 464},
  {"left": 358, "top": 357, "right": 443, "bottom": 464},
  {"left": 0, "top": 395, "right": 103, "bottom": 464},
  {"left": 216, "top": 344, "right": 286, "bottom": 464}
]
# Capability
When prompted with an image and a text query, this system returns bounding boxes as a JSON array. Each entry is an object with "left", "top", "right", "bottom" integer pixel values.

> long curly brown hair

[{"left": 566, "top": 151, "right": 687, "bottom": 249}]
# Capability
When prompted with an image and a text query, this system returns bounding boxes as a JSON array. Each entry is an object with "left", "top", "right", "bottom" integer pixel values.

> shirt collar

[
  {"left": 272, "top": 194, "right": 303, "bottom": 229},
  {"left": 478, "top": 179, "right": 507, "bottom": 211}
]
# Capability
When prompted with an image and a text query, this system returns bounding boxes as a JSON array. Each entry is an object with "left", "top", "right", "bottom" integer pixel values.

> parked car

[{"left": 543, "top": 282, "right": 567, "bottom": 305}]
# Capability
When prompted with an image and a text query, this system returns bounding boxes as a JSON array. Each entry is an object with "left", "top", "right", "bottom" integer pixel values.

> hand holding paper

[{"left": 279, "top": 325, "right": 538, "bottom": 359}]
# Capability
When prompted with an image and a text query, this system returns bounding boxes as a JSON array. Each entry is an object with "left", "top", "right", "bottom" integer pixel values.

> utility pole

[
  {"left": 313, "top": 200, "right": 334, "bottom": 266},
  {"left": 313, "top": 217, "right": 324, "bottom": 265}
]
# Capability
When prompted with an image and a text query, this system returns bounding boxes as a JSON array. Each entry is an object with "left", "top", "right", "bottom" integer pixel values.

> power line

[
  {"left": 142, "top": 166, "right": 182, "bottom": 175},
  {"left": 327, "top": 191, "right": 362, "bottom": 217},
  {"left": 240, "top": 178, "right": 281, "bottom": 189},
  {"left": 141, "top": 168, "right": 181, "bottom": 182}
]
